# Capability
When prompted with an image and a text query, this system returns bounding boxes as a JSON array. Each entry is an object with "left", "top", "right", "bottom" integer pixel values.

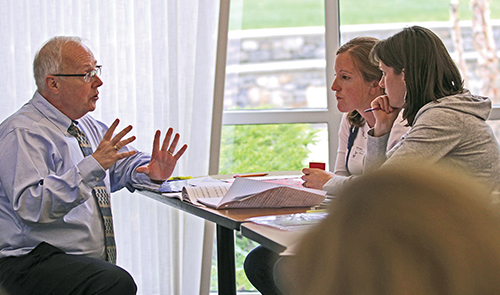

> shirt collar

[{"left": 31, "top": 91, "right": 75, "bottom": 134}]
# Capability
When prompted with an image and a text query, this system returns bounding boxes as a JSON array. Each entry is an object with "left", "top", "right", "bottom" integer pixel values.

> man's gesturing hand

[
  {"left": 136, "top": 128, "right": 188, "bottom": 182},
  {"left": 92, "top": 119, "right": 137, "bottom": 170}
]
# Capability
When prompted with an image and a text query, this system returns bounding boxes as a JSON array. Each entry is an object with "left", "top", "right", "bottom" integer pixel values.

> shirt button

[{"left": 95, "top": 177, "right": 99, "bottom": 181}]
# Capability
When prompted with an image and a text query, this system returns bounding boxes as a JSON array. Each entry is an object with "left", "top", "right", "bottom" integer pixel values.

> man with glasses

[{"left": 0, "top": 36, "right": 187, "bottom": 295}]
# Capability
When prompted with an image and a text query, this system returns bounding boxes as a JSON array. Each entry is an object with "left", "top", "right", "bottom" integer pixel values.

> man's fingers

[
  {"left": 103, "top": 119, "right": 120, "bottom": 141},
  {"left": 161, "top": 128, "right": 174, "bottom": 151},
  {"left": 151, "top": 130, "right": 161, "bottom": 156},
  {"left": 111, "top": 125, "right": 133, "bottom": 145},
  {"left": 136, "top": 166, "right": 149, "bottom": 174},
  {"left": 116, "top": 150, "right": 137, "bottom": 159},
  {"left": 174, "top": 144, "right": 188, "bottom": 160},
  {"left": 168, "top": 133, "right": 180, "bottom": 154},
  {"left": 118, "top": 136, "right": 136, "bottom": 149}
]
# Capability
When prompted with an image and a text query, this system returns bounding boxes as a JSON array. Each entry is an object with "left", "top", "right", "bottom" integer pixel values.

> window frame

[
  {"left": 209, "top": 0, "right": 342, "bottom": 175},
  {"left": 491, "top": 108, "right": 500, "bottom": 120}
]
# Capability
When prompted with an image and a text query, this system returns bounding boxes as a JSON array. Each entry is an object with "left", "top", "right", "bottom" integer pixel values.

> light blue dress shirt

[{"left": 0, "top": 92, "right": 159, "bottom": 259}]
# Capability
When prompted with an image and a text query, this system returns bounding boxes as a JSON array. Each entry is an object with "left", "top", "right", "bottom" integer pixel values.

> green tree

[
  {"left": 211, "top": 123, "right": 320, "bottom": 292},
  {"left": 220, "top": 124, "right": 319, "bottom": 174}
]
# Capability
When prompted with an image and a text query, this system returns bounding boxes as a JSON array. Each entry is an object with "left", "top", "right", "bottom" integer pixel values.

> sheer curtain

[{"left": 0, "top": 1, "right": 219, "bottom": 294}]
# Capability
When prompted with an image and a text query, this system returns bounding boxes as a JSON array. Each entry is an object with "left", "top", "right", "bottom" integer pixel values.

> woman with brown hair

[{"left": 367, "top": 26, "right": 500, "bottom": 191}]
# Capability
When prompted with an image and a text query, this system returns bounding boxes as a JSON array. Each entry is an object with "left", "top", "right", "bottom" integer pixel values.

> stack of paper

[{"left": 194, "top": 177, "right": 327, "bottom": 209}]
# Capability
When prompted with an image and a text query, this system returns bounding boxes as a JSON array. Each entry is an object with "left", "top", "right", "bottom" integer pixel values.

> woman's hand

[
  {"left": 371, "top": 95, "right": 401, "bottom": 137},
  {"left": 301, "top": 168, "right": 334, "bottom": 189}
]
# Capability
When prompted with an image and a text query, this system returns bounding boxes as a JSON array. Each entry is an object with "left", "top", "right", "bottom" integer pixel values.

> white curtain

[{"left": 0, "top": 1, "right": 219, "bottom": 294}]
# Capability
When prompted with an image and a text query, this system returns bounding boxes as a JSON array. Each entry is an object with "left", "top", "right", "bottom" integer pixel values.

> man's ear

[{"left": 45, "top": 76, "right": 60, "bottom": 94}]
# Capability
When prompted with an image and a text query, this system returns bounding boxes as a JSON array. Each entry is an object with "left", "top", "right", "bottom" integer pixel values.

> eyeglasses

[{"left": 52, "top": 65, "right": 102, "bottom": 83}]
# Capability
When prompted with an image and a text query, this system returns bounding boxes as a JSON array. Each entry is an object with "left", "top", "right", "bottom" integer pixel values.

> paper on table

[
  {"left": 157, "top": 179, "right": 188, "bottom": 193},
  {"left": 221, "top": 177, "right": 284, "bottom": 202},
  {"left": 181, "top": 177, "right": 232, "bottom": 204},
  {"left": 247, "top": 212, "right": 328, "bottom": 231},
  {"left": 198, "top": 177, "right": 326, "bottom": 209}
]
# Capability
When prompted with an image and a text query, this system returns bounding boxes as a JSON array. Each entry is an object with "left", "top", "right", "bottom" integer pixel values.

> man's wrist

[{"left": 151, "top": 179, "right": 165, "bottom": 184}]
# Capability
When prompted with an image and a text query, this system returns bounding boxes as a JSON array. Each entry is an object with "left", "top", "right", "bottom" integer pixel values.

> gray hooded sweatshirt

[{"left": 324, "top": 90, "right": 500, "bottom": 195}]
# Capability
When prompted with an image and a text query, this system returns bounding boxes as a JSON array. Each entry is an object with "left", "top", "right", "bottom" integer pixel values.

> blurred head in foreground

[{"left": 287, "top": 165, "right": 500, "bottom": 295}]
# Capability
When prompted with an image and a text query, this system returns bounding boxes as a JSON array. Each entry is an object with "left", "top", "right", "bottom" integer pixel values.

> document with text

[
  {"left": 159, "top": 177, "right": 232, "bottom": 205},
  {"left": 196, "top": 177, "right": 327, "bottom": 209}
]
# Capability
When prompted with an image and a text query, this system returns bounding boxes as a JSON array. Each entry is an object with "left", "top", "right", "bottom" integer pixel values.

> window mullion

[{"left": 209, "top": 0, "right": 231, "bottom": 175}]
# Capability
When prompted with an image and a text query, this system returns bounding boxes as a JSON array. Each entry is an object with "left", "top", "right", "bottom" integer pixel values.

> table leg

[{"left": 217, "top": 224, "right": 236, "bottom": 295}]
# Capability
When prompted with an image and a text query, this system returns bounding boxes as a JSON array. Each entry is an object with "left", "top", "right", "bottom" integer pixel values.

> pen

[
  {"left": 306, "top": 209, "right": 327, "bottom": 213},
  {"left": 167, "top": 176, "right": 193, "bottom": 181},
  {"left": 364, "top": 107, "right": 382, "bottom": 113},
  {"left": 233, "top": 173, "right": 268, "bottom": 178}
]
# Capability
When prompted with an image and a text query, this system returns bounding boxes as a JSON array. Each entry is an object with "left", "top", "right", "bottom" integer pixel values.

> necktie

[{"left": 68, "top": 123, "right": 117, "bottom": 264}]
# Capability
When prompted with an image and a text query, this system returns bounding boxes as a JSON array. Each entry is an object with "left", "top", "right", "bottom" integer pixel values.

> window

[
  {"left": 210, "top": 0, "right": 342, "bottom": 177},
  {"left": 209, "top": 0, "right": 339, "bottom": 292}
]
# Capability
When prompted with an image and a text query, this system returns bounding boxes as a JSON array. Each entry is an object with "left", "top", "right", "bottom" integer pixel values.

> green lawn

[
  {"left": 340, "top": 0, "right": 500, "bottom": 25},
  {"left": 232, "top": 0, "right": 500, "bottom": 30}
]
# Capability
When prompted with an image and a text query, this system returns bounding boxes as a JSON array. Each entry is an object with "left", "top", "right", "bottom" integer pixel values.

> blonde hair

[
  {"left": 287, "top": 165, "right": 500, "bottom": 295},
  {"left": 337, "top": 37, "right": 382, "bottom": 127}
]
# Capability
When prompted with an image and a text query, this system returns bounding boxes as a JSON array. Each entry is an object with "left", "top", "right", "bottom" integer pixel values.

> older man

[{"left": 0, "top": 36, "right": 187, "bottom": 295}]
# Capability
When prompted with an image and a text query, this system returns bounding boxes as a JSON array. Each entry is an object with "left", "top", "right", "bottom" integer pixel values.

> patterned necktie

[{"left": 68, "top": 122, "right": 117, "bottom": 264}]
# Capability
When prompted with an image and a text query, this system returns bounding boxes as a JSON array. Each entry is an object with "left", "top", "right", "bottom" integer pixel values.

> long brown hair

[{"left": 371, "top": 26, "right": 464, "bottom": 126}]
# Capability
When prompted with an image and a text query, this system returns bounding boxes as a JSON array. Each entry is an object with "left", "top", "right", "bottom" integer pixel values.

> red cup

[{"left": 309, "top": 162, "right": 325, "bottom": 170}]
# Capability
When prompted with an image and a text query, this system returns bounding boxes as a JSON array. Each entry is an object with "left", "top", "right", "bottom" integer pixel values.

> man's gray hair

[{"left": 33, "top": 36, "right": 84, "bottom": 91}]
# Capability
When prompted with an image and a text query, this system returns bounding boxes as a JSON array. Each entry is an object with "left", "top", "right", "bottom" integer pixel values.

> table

[
  {"left": 138, "top": 189, "right": 309, "bottom": 295},
  {"left": 240, "top": 199, "right": 335, "bottom": 255},
  {"left": 240, "top": 222, "right": 312, "bottom": 256}
]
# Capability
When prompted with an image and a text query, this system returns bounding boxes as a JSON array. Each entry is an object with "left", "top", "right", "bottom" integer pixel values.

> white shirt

[{"left": 324, "top": 112, "right": 409, "bottom": 195}]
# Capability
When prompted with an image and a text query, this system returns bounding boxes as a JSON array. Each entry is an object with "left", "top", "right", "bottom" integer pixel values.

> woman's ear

[{"left": 369, "top": 80, "right": 382, "bottom": 96}]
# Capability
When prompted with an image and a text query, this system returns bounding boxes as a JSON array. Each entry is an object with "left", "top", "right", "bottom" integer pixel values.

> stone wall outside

[{"left": 224, "top": 21, "right": 500, "bottom": 110}]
